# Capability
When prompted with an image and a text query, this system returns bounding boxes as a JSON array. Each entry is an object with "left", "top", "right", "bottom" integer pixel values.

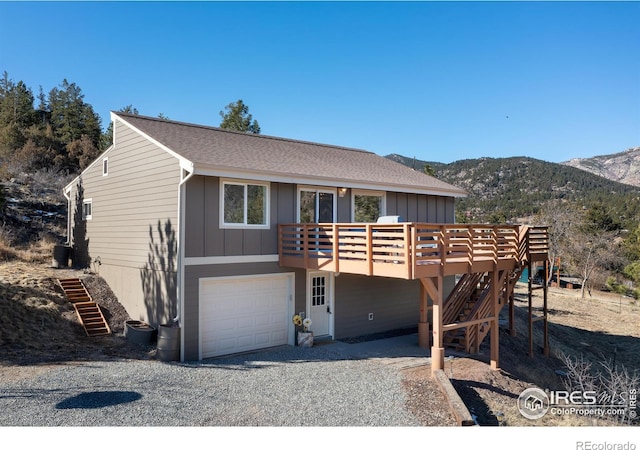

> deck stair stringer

[
  {"left": 444, "top": 263, "right": 525, "bottom": 353},
  {"left": 57, "top": 278, "right": 111, "bottom": 337},
  {"left": 442, "top": 272, "right": 485, "bottom": 350}
]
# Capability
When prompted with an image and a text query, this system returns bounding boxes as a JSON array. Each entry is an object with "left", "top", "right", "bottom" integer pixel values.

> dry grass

[
  {"left": 0, "top": 260, "right": 154, "bottom": 368},
  {"left": 0, "top": 231, "right": 58, "bottom": 264},
  {"left": 439, "top": 285, "right": 640, "bottom": 427}
]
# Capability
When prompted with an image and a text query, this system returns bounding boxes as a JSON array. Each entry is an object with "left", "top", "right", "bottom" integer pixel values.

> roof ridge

[{"left": 113, "top": 111, "right": 374, "bottom": 155}]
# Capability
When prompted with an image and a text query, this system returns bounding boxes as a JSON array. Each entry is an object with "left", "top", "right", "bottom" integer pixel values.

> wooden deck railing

[{"left": 278, "top": 223, "right": 548, "bottom": 279}]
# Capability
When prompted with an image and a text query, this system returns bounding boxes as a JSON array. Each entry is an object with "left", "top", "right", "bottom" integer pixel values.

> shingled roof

[{"left": 114, "top": 112, "right": 467, "bottom": 197}]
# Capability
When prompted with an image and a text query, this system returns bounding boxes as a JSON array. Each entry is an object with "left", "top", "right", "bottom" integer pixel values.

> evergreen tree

[
  {"left": 46, "top": 79, "right": 102, "bottom": 172},
  {"left": 0, "top": 72, "right": 37, "bottom": 158},
  {"left": 219, "top": 99, "right": 260, "bottom": 134},
  {"left": 48, "top": 79, "right": 101, "bottom": 146},
  {"left": 71, "top": 178, "right": 90, "bottom": 269}
]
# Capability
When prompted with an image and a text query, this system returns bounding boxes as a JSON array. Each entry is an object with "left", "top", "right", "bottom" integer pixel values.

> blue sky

[{"left": 1, "top": 1, "right": 638, "bottom": 164}]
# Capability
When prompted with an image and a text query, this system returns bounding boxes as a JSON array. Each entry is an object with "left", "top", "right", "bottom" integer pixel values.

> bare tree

[
  {"left": 569, "top": 229, "right": 618, "bottom": 298},
  {"left": 535, "top": 200, "right": 577, "bottom": 285},
  {"left": 559, "top": 351, "right": 639, "bottom": 425}
]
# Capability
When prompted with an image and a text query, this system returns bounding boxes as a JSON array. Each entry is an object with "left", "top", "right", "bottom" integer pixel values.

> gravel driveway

[{"left": 0, "top": 342, "right": 427, "bottom": 427}]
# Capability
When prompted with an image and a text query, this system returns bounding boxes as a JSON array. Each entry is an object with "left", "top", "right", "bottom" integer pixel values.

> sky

[{"left": 0, "top": 1, "right": 638, "bottom": 165}]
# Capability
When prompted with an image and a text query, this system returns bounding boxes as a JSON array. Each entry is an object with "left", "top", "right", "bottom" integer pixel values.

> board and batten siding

[
  {"left": 184, "top": 182, "right": 455, "bottom": 259},
  {"left": 333, "top": 274, "right": 420, "bottom": 339},
  {"left": 386, "top": 192, "right": 455, "bottom": 223},
  {"left": 184, "top": 176, "right": 297, "bottom": 258},
  {"left": 69, "top": 120, "right": 181, "bottom": 325},
  {"left": 178, "top": 176, "right": 457, "bottom": 358}
]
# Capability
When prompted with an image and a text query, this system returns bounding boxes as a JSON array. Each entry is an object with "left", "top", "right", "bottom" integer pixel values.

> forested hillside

[
  {"left": 386, "top": 153, "right": 640, "bottom": 298},
  {"left": 386, "top": 153, "right": 640, "bottom": 227},
  {"left": 0, "top": 72, "right": 106, "bottom": 177}
]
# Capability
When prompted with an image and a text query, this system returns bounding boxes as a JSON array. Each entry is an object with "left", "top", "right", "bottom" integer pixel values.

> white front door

[{"left": 307, "top": 271, "right": 333, "bottom": 338}]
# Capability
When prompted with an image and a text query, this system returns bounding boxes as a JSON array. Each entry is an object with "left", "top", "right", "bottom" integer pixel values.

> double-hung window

[{"left": 221, "top": 179, "right": 269, "bottom": 228}]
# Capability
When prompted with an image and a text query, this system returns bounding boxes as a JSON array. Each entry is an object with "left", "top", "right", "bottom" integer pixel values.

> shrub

[
  {"left": 0, "top": 183, "right": 5, "bottom": 212},
  {"left": 559, "top": 351, "right": 639, "bottom": 425}
]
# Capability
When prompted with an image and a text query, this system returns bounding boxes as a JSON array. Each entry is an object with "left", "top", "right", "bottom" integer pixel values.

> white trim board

[{"left": 184, "top": 255, "right": 279, "bottom": 266}]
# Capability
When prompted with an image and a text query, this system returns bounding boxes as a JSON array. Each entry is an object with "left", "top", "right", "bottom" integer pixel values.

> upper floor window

[
  {"left": 352, "top": 191, "right": 386, "bottom": 223},
  {"left": 82, "top": 199, "right": 93, "bottom": 220},
  {"left": 102, "top": 158, "right": 108, "bottom": 176},
  {"left": 221, "top": 179, "right": 269, "bottom": 228}
]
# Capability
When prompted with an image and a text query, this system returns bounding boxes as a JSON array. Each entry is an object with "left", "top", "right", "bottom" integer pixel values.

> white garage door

[{"left": 199, "top": 273, "right": 293, "bottom": 359}]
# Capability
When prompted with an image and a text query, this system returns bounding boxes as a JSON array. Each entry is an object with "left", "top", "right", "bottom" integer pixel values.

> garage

[{"left": 199, "top": 273, "right": 294, "bottom": 359}]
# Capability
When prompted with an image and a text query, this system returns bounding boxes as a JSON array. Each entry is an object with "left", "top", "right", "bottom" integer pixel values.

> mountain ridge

[
  {"left": 385, "top": 150, "right": 640, "bottom": 224},
  {"left": 562, "top": 146, "right": 640, "bottom": 187}
]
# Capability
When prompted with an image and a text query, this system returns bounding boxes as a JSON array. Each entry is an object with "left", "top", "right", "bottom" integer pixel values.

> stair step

[{"left": 58, "top": 278, "right": 111, "bottom": 337}]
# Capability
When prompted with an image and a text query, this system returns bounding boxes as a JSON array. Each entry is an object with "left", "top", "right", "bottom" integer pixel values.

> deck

[
  {"left": 279, "top": 222, "right": 549, "bottom": 278},
  {"left": 279, "top": 222, "right": 550, "bottom": 373}
]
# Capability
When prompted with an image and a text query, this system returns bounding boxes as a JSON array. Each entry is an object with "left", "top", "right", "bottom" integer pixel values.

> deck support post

[
  {"left": 418, "top": 282, "right": 430, "bottom": 349},
  {"left": 543, "top": 258, "right": 550, "bottom": 357},
  {"left": 508, "top": 276, "right": 516, "bottom": 336},
  {"left": 421, "top": 276, "right": 444, "bottom": 373},
  {"left": 490, "top": 267, "right": 500, "bottom": 371},
  {"left": 528, "top": 258, "right": 534, "bottom": 357}
]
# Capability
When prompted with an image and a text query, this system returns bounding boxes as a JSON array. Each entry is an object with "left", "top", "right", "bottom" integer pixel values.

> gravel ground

[{"left": 0, "top": 344, "right": 428, "bottom": 427}]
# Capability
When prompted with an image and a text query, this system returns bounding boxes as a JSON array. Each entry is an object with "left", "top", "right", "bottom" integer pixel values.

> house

[{"left": 64, "top": 112, "right": 549, "bottom": 370}]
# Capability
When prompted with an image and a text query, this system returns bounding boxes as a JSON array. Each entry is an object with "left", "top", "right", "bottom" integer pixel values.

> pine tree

[
  {"left": 219, "top": 99, "right": 260, "bottom": 134},
  {"left": 71, "top": 178, "right": 90, "bottom": 269}
]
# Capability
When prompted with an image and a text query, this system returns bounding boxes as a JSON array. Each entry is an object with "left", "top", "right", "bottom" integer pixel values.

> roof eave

[{"left": 191, "top": 163, "right": 468, "bottom": 198}]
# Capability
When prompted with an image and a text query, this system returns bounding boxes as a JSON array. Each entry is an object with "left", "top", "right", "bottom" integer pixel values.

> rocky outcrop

[{"left": 563, "top": 147, "right": 640, "bottom": 187}]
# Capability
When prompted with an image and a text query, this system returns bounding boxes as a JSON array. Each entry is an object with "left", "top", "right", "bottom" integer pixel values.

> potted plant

[{"left": 293, "top": 314, "right": 313, "bottom": 347}]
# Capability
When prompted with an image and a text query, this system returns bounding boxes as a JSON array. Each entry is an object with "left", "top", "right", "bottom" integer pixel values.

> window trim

[
  {"left": 219, "top": 179, "right": 270, "bottom": 229},
  {"left": 102, "top": 157, "right": 108, "bottom": 176},
  {"left": 82, "top": 198, "right": 93, "bottom": 221},
  {"left": 351, "top": 190, "right": 386, "bottom": 223}
]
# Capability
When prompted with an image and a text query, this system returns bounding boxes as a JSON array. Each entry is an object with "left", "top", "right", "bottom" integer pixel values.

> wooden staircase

[
  {"left": 442, "top": 272, "right": 485, "bottom": 351},
  {"left": 443, "top": 264, "right": 525, "bottom": 354},
  {"left": 58, "top": 278, "right": 111, "bottom": 337}
]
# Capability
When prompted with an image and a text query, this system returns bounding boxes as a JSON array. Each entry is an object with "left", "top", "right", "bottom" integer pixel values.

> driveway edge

[{"left": 432, "top": 369, "right": 477, "bottom": 426}]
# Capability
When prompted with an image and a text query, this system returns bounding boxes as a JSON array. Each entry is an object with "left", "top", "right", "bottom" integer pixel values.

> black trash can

[{"left": 52, "top": 245, "right": 71, "bottom": 268}]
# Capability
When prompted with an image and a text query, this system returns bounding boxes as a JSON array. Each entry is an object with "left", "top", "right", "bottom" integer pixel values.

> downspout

[
  {"left": 175, "top": 164, "right": 195, "bottom": 361},
  {"left": 63, "top": 187, "right": 71, "bottom": 245}
]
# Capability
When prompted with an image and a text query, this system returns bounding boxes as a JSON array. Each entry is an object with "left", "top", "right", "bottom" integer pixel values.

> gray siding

[
  {"left": 182, "top": 263, "right": 306, "bottom": 360},
  {"left": 68, "top": 120, "right": 181, "bottom": 324},
  {"left": 185, "top": 183, "right": 456, "bottom": 258},
  {"left": 386, "top": 192, "right": 455, "bottom": 222},
  {"left": 334, "top": 275, "right": 420, "bottom": 339},
  {"left": 184, "top": 177, "right": 296, "bottom": 258},
  {"left": 181, "top": 182, "right": 456, "bottom": 356}
]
